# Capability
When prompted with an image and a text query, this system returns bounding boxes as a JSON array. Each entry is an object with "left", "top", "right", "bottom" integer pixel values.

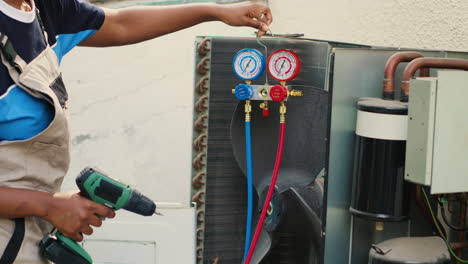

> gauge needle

[
  {"left": 243, "top": 59, "right": 252, "bottom": 73},
  {"left": 279, "top": 60, "right": 286, "bottom": 73}
]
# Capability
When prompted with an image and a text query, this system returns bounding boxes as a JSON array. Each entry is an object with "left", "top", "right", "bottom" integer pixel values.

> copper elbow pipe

[
  {"left": 383, "top": 52, "right": 426, "bottom": 100},
  {"left": 401, "top": 57, "right": 468, "bottom": 102},
  {"left": 451, "top": 242, "right": 468, "bottom": 250}
]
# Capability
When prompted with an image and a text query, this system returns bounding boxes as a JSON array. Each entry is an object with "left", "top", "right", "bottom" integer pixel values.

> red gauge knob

[
  {"left": 263, "top": 108, "right": 270, "bottom": 117},
  {"left": 270, "top": 85, "right": 288, "bottom": 102}
]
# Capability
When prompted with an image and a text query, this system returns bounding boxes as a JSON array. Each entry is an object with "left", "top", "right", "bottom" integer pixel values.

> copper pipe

[
  {"left": 197, "top": 58, "right": 210, "bottom": 75},
  {"left": 401, "top": 58, "right": 468, "bottom": 101},
  {"left": 420, "top": 67, "right": 430, "bottom": 77},
  {"left": 193, "top": 152, "right": 206, "bottom": 170},
  {"left": 196, "top": 247, "right": 203, "bottom": 261},
  {"left": 383, "top": 52, "right": 425, "bottom": 100},
  {"left": 196, "top": 76, "right": 209, "bottom": 95},
  {"left": 195, "top": 95, "right": 209, "bottom": 113},
  {"left": 197, "top": 38, "right": 211, "bottom": 57},
  {"left": 451, "top": 242, "right": 468, "bottom": 250},
  {"left": 192, "top": 191, "right": 205, "bottom": 207},
  {"left": 192, "top": 172, "right": 206, "bottom": 189},
  {"left": 194, "top": 114, "right": 208, "bottom": 133},
  {"left": 193, "top": 134, "right": 207, "bottom": 151},
  {"left": 197, "top": 209, "right": 205, "bottom": 224},
  {"left": 196, "top": 228, "right": 204, "bottom": 241}
]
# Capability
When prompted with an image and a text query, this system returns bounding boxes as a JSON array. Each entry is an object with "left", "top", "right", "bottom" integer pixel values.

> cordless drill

[{"left": 39, "top": 167, "right": 161, "bottom": 264}]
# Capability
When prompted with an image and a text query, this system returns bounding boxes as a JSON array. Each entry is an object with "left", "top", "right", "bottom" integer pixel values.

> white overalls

[{"left": 0, "top": 10, "right": 71, "bottom": 263}]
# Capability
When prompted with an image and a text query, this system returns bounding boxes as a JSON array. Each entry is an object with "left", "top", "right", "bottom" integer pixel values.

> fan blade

[
  {"left": 288, "top": 186, "right": 323, "bottom": 245},
  {"left": 250, "top": 229, "right": 273, "bottom": 264},
  {"left": 252, "top": 178, "right": 324, "bottom": 264}
]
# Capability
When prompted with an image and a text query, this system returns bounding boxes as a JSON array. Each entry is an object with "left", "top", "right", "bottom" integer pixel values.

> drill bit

[{"left": 154, "top": 210, "right": 164, "bottom": 216}]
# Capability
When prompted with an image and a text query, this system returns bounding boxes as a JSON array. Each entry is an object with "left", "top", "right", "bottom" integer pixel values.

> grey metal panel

[
  {"left": 432, "top": 71, "right": 468, "bottom": 194},
  {"left": 405, "top": 78, "right": 437, "bottom": 186},
  {"left": 325, "top": 48, "right": 445, "bottom": 264},
  {"left": 326, "top": 49, "right": 387, "bottom": 264},
  {"left": 445, "top": 51, "right": 468, "bottom": 60}
]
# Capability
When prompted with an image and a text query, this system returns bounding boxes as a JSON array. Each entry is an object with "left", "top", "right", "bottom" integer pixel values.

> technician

[{"left": 0, "top": 0, "right": 272, "bottom": 262}]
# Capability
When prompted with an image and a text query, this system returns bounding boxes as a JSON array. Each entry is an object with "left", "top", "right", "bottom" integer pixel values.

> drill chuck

[{"left": 124, "top": 191, "right": 156, "bottom": 216}]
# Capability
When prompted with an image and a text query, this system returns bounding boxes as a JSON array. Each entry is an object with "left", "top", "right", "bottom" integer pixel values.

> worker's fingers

[
  {"left": 258, "top": 8, "right": 273, "bottom": 25},
  {"left": 72, "top": 232, "right": 84, "bottom": 242},
  {"left": 245, "top": 18, "right": 269, "bottom": 34},
  {"left": 81, "top": 225, "right": 94, "bottom": 236},
  {"left": 90, "top": 201, "right": 115, "bottom": 218},
  {"left": 88, "top": 215, "right": 103, "bottom": 228},
  {"left": 258, "top": 17, "right": 270, "bottom": 28},
  {"left": 257, "top": 30, "right": 266, "bottom": 38}
]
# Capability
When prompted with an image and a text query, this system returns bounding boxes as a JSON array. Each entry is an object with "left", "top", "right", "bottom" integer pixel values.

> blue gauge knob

[
  {"left": 234, "top": 84, "right": 254, "bottom": 100},
  {"left": 233, "top": 48, "right": 266, "bottom": 81}
]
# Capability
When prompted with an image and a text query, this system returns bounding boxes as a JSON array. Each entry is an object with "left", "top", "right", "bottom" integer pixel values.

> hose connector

[
  {"left": 279, "top": 101, "right": 286, "bottom": 123},
  {"left": 260, "top": 101, "right": 270, "bottom": 117},
  {"left": 289, "top": 90, "right": 303, "bottom": 97},
  {"left": 245, "top": 100, "right": 252, "bottom": 122}
]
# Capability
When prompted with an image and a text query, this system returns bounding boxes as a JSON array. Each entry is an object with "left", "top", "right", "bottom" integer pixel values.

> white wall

[{"left": 270, "top": 0, "right": 468, "bottom": 52}]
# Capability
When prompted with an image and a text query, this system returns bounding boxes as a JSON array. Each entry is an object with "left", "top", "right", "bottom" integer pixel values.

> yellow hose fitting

[
  {"left": 280, "top": 101, "right": 287, "bottom": 114},
  {"left": 245, "top": 100, "right": 252, "bottom": 122},
  {"left": 289, "top": 90, "right": 304, "bottom": 97},
  {"left": 280, "top": 81, "right": 287, "bottom": 87},
  {"left": 280, "top": 101, "right": 287, "bottom": 123},
  {"left": 232, "top": 89, "right": 235, "bottom": 94},
  {"left": 280, "top": 115, "right": 286, "bottom": 124},
  {"left": 246, "top": 81, "right": 252, "bottom": 85}
]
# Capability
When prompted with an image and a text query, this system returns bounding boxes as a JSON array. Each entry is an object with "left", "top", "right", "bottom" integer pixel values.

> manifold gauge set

[{"left": 232, "top": 48, "right": 302, "bottom": 103}]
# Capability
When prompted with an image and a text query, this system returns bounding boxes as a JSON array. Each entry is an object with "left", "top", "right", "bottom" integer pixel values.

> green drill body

[{"left": 40, "top": 167, "right": 158, "bottom": 264}]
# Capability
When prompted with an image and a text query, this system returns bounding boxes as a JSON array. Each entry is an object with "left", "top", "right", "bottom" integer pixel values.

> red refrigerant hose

[{"left": 244, "top": 120, "right": 286, "bottom": 264}]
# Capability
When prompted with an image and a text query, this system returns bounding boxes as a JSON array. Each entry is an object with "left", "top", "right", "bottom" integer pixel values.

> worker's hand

[
  {"left": 215, "top": 2, "right": 273, "bottom": 37},
  {"left": 43, "top": 191, "right": 115, "bottom": 242}
]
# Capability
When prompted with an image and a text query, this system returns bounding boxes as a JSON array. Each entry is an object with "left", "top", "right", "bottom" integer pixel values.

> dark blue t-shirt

[{"left": 0, "top": 0, "right": 104, "bottom": 141}]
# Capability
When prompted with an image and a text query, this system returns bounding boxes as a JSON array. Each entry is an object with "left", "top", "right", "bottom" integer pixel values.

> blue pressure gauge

[{"left": 232, "top": 48, "right": 265, "bottom": 81}]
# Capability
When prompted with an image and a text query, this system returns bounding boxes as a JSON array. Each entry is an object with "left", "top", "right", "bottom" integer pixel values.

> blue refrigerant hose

[{"left": 243, "top": 120, "right": 254, "bottom": 260}]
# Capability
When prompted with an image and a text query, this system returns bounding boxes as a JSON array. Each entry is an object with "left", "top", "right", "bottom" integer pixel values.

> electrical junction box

[{"left": 405, "top": 70, "right": 468, "bottom": 194}]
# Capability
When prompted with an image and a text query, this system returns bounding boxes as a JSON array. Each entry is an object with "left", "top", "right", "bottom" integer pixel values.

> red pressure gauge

[{"left": 267, "top": 49, "right": 301, "bottom": 82}]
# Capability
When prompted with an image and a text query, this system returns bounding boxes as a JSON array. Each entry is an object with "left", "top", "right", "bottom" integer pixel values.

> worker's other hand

[
  {"left": 43, "top": 191, "right": 116, "bottom": 242},
  {"left": 215, "top": 2, "right": 273, "bottom": 37}
]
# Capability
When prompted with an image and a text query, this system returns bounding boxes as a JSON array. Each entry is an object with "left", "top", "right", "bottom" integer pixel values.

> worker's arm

[
  {"left": 0, "top": 187, "right": 115, "bottom": 241},
  {"left": 80, "top": 2, "right": 272, "bottom": 47}
]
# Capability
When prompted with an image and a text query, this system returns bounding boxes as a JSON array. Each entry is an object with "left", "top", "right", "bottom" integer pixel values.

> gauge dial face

[
  {"left": 267, "top": 49, "right": 301, "bottom": 82},
  {"left": 233, "top": 48, "right": 265, "bottom": 81}
]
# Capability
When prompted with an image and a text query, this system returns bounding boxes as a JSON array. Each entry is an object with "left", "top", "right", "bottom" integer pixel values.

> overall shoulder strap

[
  {"left": 0, "top": 33, "right": 27, "bottom": 73},
  {"left": 0, "top": 218, "right": 26, "bottom": 264}
]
